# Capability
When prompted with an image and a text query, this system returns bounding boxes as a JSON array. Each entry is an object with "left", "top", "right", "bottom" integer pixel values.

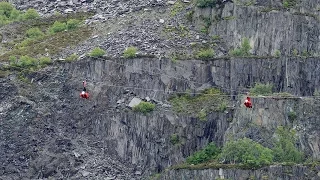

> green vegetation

[
  {"left": 170, "top": 134, "right": 180, "bottom": 145},
  {"left": 89, "top": 47, "right": 106, "bottom": 57},
  {"left": 7, "top": 55, "right": 51, "bottom": 71},
  {"left": 274, "top": 50, "right": 281, "bottom": 57},
  {"left": 186, "top": 10, "right": 194, "bottom": 22},
  {"left": 0, "top": 11, "right": 93, "bottom": 63},
  {"left": 21, "top": 9, "right": 39, "bottom": 20},
  {"left": 211, "top": 35, "right": 221, "bottom": 41},
  {"left": 283, "top": 0, "right": 297, "bottom": 8},
  {"left": 170, "top": 1, "right": 185, "bottom": 17},
  {"left": 273, "top": 126, "right": 304, "bottom": 163},
  {"left": 123, "top": 46, "right": 137, "bottom": 58},
  {"left": 26, "top": 27, "right": 44, "bottom": 39},
  {"left": 187, "top": 142, "right": 221, "bottom": 165},
  {"left": 163, "top": 24, "right": 190, "bottom": 38},
  {"left": 196, "top": 49, "right": 215, "bottom": 60},
  {"left": 49, "top": 19, "right": 80, "bottom": 34},
  {"left": 169, "top": 88, "right": 229, "bottom": 120},
  {"left": 0, "top": 2, "right": 39, "bottom": 26},
  {"left": 133, "top": 101, "right": 155, "bottom": 114},
  {"left": 199, "top": 16, "right": 211, "bottom": 34},
  {"left": 288, "top": 111, "right": 297, "bottom": 122},
  {"left": 249, "top": 83, "right": 273, "bottom": 96},
  {"left": 197, "top": 109, "right": 207, "bottom": 121},
  {"left": 292, "top": 49, "right": 298, "bottom": 56},
  {"left": 66, "top": 19, "right": 80, "bottom": 30},
  {"left": 229, "top": 37, "right": 252, "bottom": 57},
  {"left": 196, "top": 0, "right": 216, "bottom": 8},
  {"left": 180, "top": 126, "right": 305, "bottom": 169},
  {"left": 49, "top": 21, "right": 67, "bottom": 33},
  {"left": 219, "top": 138, "right": 273, "bottom": 167},
  {"left": 65, "top": 53, "right": 79, "bottom": 62},
  {"left": 39, "top": 57, "right": 52, "bottom": 66}
]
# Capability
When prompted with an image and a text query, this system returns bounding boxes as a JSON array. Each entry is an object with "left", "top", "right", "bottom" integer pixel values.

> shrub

[
  {"left": 66, "top": 19, "right": 80, "bottom": 30},
  {"left": 49, "top": 21, "right": 67, "bottom": 34},
  {"left": 230, "top": 37, "right": 252, "bottom": 57},
  {"left": 0, "top": 2, "right": 14, "bottom": 18},
  {"left": 26, "top": 27, "right": 44, "bottom": 39},
  {"left": 65, "top": 53, "right": 79, "bottom": 62},
  {"left": 196, "top": 49, "right": 215, "bottom": 60},
  {"left": 196, "top": 0, "right": 216, "bottom": 8},
  {"left": 186, "top": 142, "right": 221, "bottom": 165},
  {"left": 89, "top": 47, "right": 106, "bottom": 57},
  {"left": 9, "top": 55, "right": 17, "bottom": 65},
  {"left": 219, "top": 138, "right": 273, "bottom": 167},
  {"left": 133, "top": 101, "right": 155, "bottom": 114},
  {"left": 197, "top": 109, "right": 207, "bottom": 121},
  {"left": 170, "top": 134, "right": 180, "bottom": 145},
  {"left": 39, "top": 57, "right": 52, "bottom": 65},
  {"left": 18, "top": 55, "right": 37, "bottom": 67},
  {"left": 274, "top": 50, "right": 281, "bottom": 57},
  {"left": 272, "top": 126, "right": 304, "bottom": 163},
  {"left": 123, "top": 46, "right": 137, "bottom": 58},
  {"left": 21, "top": 8, "right": 39, "bottom": 20},
  {"left": 283, "top": 0, "right": 296, "bottom": 8},
  {"left": 250, "top": 83, "right": 273, "bottom": 96},
  {"left": 292, "top": 49, "right": 298, "bottom": 56},
  {"left": 9, "top": 9, "right": 20, "bottom": 20},
  {"left": 288, "top": 111, "right": 297, "bottom": 121}
]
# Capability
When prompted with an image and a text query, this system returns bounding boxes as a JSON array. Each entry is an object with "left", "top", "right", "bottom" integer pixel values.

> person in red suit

[
  {"left": 80, "top": 80, "right": 89, "bottom": 99},
  {"left": 244, "top": 96, "right": 252, "bottom": 108}
]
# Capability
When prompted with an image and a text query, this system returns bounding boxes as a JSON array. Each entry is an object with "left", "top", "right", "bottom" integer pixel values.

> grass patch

[
  {"left": 229, "top": 37, "right": 252, "bottom": 57},
  {"left": 0, "top": 11, "right": 94, "bottom": 61},
  {"left": 168, "top": 88, "right": 229, "bottom": 120},
  {"left": 196, "top": 49, "right": 215, "bottom": 60},
  {"left": 133, "top": 101, "right": 155, "bottom": 114},
  {"left": 89, "top": 47, "right": 106, "bottom": 57},
  {"left": 249, "top": 83, "right": 273, "bottom": 96},
  {"left": 123, "top": 46, "right": 138, "bottom": 58},
  {"left": 283, "top": 0, "right": 297, "bottom": 8},
  {"left": 170, "top": 134, "right": 180, "bottom": 145},
  {"left": 0, "top": 26, "right": 92, "bottom": 61},
  {"left": 65, "top": 53, "right": 79, "bottom": 62}
]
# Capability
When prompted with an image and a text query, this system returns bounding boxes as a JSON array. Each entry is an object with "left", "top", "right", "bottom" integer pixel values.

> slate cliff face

[
  {"left": 1, "top": 56, "right": 320, "bottom": 179},
  {"left": 1, "top": 0, "right": 320, "bottom": 179}
]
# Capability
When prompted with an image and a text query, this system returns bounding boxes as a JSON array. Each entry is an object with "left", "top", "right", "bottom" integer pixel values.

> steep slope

[{"left": 0, "top": 0, "right": 320, "bottom": 179}]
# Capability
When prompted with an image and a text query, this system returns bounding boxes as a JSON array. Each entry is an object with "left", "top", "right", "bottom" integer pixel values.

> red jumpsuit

[
  {"left": 244, "top": 97, "right": 252, "bottom": 108},
  {"left": 80, "top": 81, "right": 89, "bottom": 99}
]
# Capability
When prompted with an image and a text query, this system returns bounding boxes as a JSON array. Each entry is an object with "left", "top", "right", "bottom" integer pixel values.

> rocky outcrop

[
  {"left": 1, "top": 56, "right": 319, "bottom": 179},
  {"left": 194, "top": 1, "right": 320, "bottom": 56}
]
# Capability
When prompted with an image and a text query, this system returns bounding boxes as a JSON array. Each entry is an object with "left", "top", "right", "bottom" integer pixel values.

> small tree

[
  {"left": 133, "top": 101, "right": 155, "bottom": 114},
  {"left": 230, "top": 37, "right": 252, "bottom": 57},
  {"left": 272, "top": 126, "right": 304, "bottom": 163},
  {"left": 26, "top": 27, "right": 44, "bottom": 39},
  {"left": 89, "top": 47, "right": 106, "bottom": 57},
  {"left": 49, "top": 21, "right": 67, "bottom": 34},
  {"left": 0, "top": 2, "right": 14, "bottom": 18},
  {"left": 66, "top": 19, "right": 80, "bottom": 30},
  {"left": 39, "top": 57, "right": 52, "bottom": 65},
  {"left": 186, "top": 142, "right": 221, "bottom": 164},
  {"left": 21, "top": 8, "right": 39, "bottom": 20},
  {"left": 219, "top": 138, "right": 273, "bottom": 167},
  {"left": 123, "top": 46, "right": 137, "bottom": 58}
]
